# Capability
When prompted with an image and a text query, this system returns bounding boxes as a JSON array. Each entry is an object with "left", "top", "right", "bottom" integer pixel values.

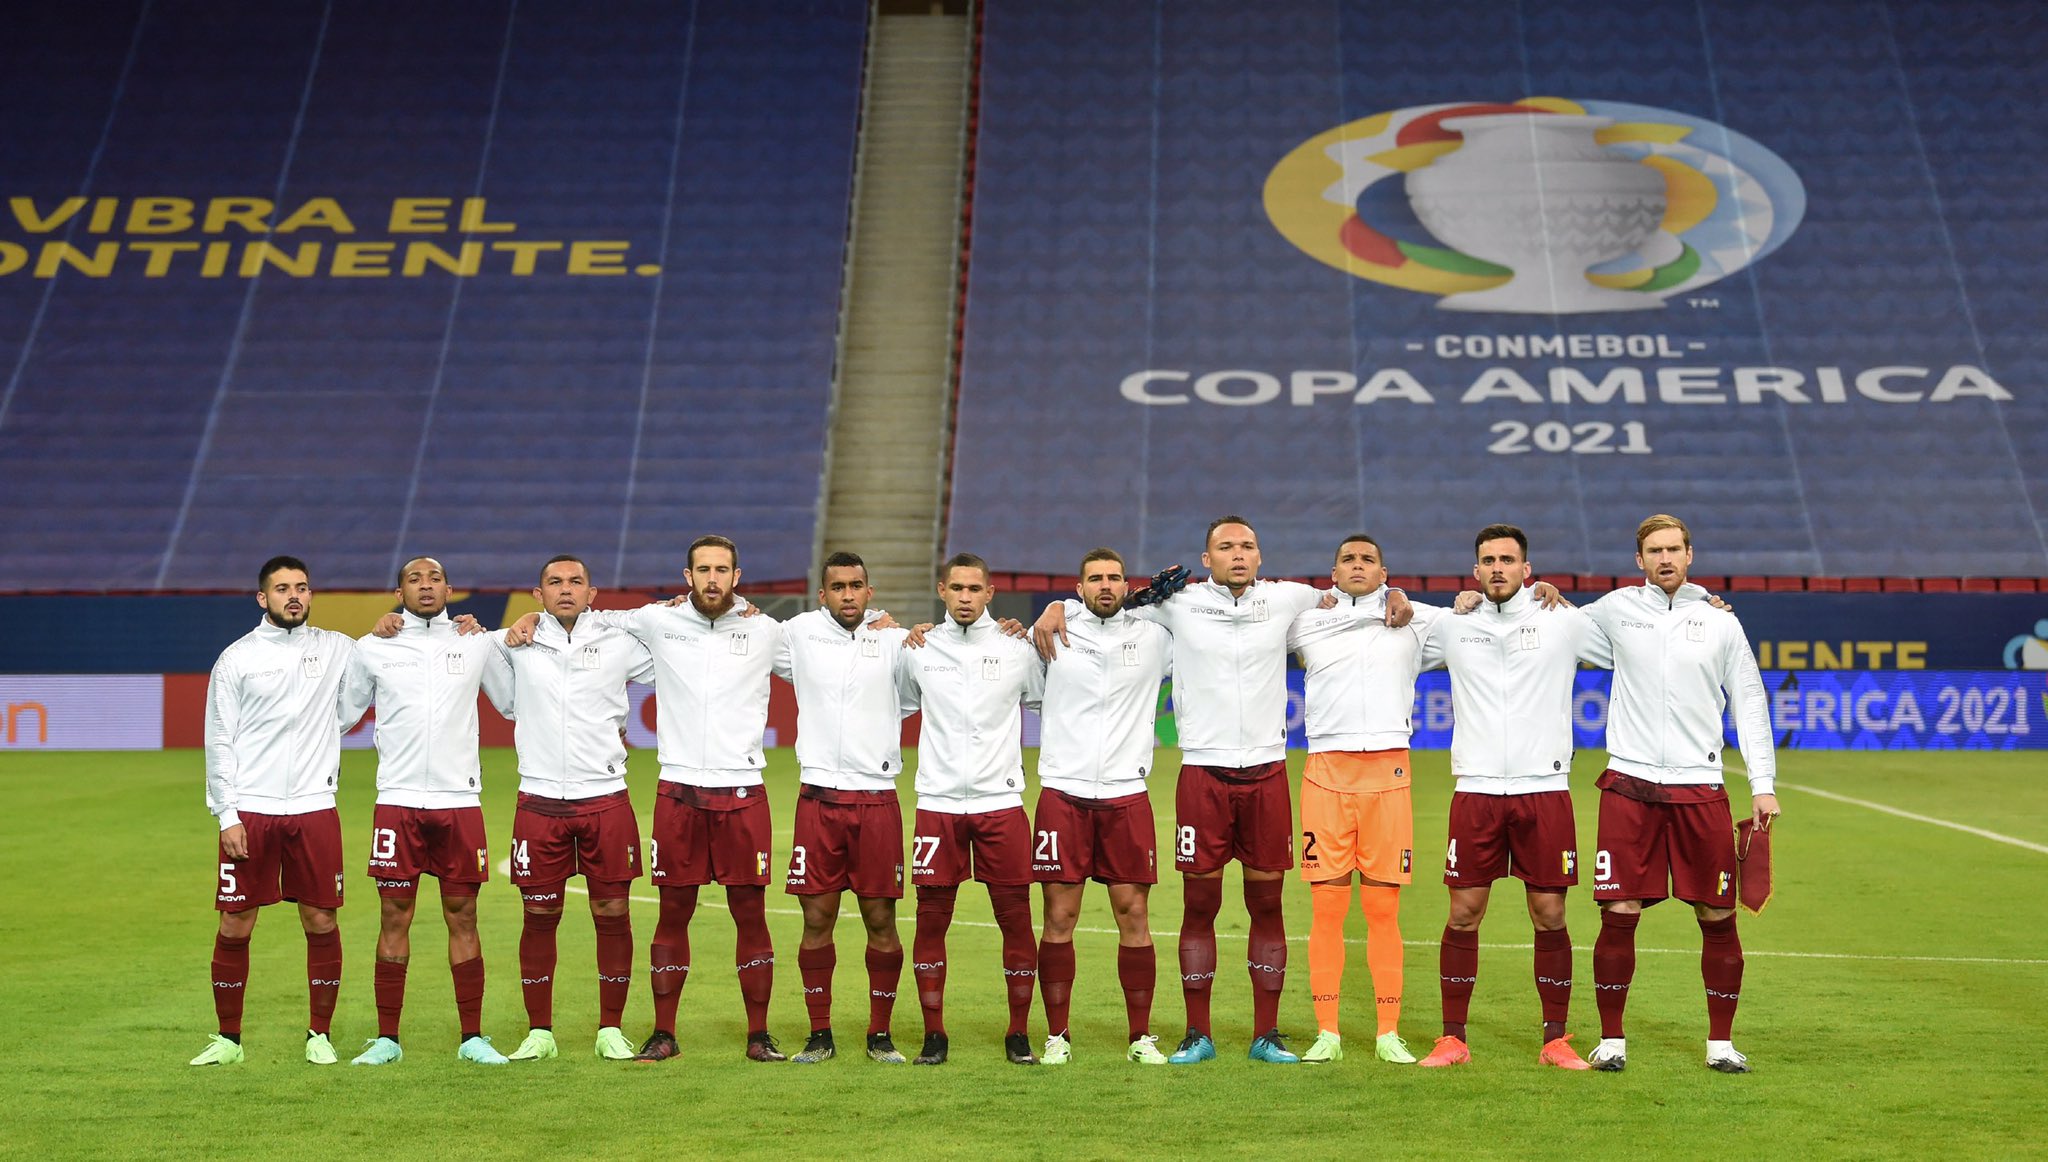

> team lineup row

[{"left": 193, "top": 513, "right": 1778, "bottom": 1074}]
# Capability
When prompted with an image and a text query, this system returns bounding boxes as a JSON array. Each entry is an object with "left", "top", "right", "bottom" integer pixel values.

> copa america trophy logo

[{"left": 1264, "top": 98, "right": 1805, "bottom": 315}]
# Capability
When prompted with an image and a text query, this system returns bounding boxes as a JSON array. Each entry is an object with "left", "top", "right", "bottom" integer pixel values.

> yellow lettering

[
  {"left": 1813, "top": 642, "right": 1851, "bottom": 669},
  {"left": 130, "top": 241, "right": 200, "bottom": 276},
  {"left": 88, "top": 197, "right": 118, "bottom": 232},
  {"left": 126, "top": 197, "right": 195, "bottom": 234},
  {"left": 566, "top": 241, "right": 629, "bottom": 275},
  {"left": 9, "top": 197, "right": 86, "bottom": 233},
  {"left": 238, "top": 242, "right": 321, "bottom": 277},
  {"left": 201, "top": 241, "right": 232, "bottom": 277},
  {"left": 1855, "top": 642, "right": 1892, "bottom": 668},
  {"left": 274, "top": 198, "right": 353, "bottom": 234},
  {"left": 1756, "top": 641, "right": 1771, "bottom": 668},
  {"left": 33, "top": 242, "right": 119, "bottom": 277},
  {"left": 0, "top": 242, "right": 25, "bottom": 276},
  {"left": 1897, "top": 642, "right": 1926, "bottom": 669},
  {"left": 204, "top": 198, "right": 273, "bottom": 233},
  {"left": 6, "top": 702, "right": 48, "bottom": 744},
  {"left": 388, "top": 198, "right": 451, "bottom": 233},
  {"left": 491, "top": 240, "right": 561, "bottom": 274},
  {"left": 457, "top": 198, "right": 515, "bottom": 233},
  {"left": 401, "top": 241, "right": 481, "bottom": 276},
  {"left": 330, "top": 242, "right": 394, "bottom": 277},
  {"left": 1777, "top": 642, "right": 1807, "bottom": 669}
]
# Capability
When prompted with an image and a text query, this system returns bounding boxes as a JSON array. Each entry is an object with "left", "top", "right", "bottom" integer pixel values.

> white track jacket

[
  {"left": 1584, "top": 582, "right": 1776, "bottom": 795},
  {"left": 774, "top": 607, "right": 912, "bottom": 792},
  {"left": 1419, "top": 587, "right": 1612, "bottom": 794},
  {"left": 342, "top": 611, "right": 514, "bottom": 808},
  {"left": 205, "top": 620, "right": 357, "bottom": 829},
  {"left": 1036, "top": 603, "right": 1173, "bottom": 799},
  {"left": 495, "top": 612, "right": 655, "bottom": 800},
  {"left": 585, "top": 601, "right": 781, "bottom": 788},
  {"left": 1289, "top": 587, "right": 1443, "bottom": 754},
  {"left": 1133, "top": 579, "right": 1324, "bottom": 767},
  {"left": 897, "top": 610, "right": 1043, "bottom": 814}
]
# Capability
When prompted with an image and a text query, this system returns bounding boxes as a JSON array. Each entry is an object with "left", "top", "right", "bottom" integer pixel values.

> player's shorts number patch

[
  {"left": 647, "top": 838, "right": 659, "bottom": 868},
  {"left": 1445, "top": 838, "right": 1458, "bottom": 870},
  {"left": 1594, "top": 849, "right": 1613, "bottom": 881},
  {"left": 372, "top": 827, "right": 397, "bottom": 862},
  {"left": 511, "top": 838, "right": 531, "bottom": 877},
  {"left": 1176, "top": 826, "right": 1196, "bottom": 860},
  {"left": 1301, "top": 830, "right": 1319, "bottom": 861},
  {"left": 1034, "top": 830, "right": 1060, "bottom": 864},
  {"left": 790, "top": 845, "right": 808, "bottom": 878},
  {"left": 218, "top": 862, "right": 237, "bottom": 895},
  {"left": 912, "top": 835, "right": 939, "bottom": 869}
]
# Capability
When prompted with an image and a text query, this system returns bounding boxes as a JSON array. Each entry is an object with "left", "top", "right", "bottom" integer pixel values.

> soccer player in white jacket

[
  {"left": 339, "top": 557, "right": 516, "bottom": 1066},
  {"left": 1028, "top": 548, "right": 1175, "bottom": 1066},
  {"left": 1580, "top": 515, "right": 1779, "bottom": 1074},
  {"left": 774, "top": 551, "right": 917, "bottom": 1066},
  {"left": 192, "top": 555, "right": 358, "bottom": 1067},
  {"left": 492, "top": 554, "right": 656, "bottom": 1064},
  {"left": 896, "top": 553, "right": 1046, "bottom": 1066},
  {"left": 1414, "top": 525, "right": 1612, "bottom": 1071}
]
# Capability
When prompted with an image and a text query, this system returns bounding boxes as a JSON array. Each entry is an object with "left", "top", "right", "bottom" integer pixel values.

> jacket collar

[{"left": 1480, "top": 585, "right": 1533, "bottom": 615}]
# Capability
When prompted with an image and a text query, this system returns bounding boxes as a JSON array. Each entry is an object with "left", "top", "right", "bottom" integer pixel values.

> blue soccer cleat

[{"left": 1167, "top": 1030, "right": 1216, "bottom": 1064}]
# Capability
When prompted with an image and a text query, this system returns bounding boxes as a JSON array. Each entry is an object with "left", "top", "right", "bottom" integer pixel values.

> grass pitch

[{"left": 1, "top": 748, "right": 2044, "bottom": 1159}]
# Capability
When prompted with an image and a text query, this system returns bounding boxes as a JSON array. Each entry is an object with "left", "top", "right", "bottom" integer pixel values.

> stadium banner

[
  {"left": 0, "top": 675, "right": 163, "bottom": 750},
  {"left": 952, "top": 0, "right": 2048, "bottom": 579}
]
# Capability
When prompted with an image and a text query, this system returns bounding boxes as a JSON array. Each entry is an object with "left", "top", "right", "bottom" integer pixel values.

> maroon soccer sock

[
  {"left": 1439, "top": 926, "right": 1479, "bottom": 1039},
  {"left": 866, "top": 945, "right": 903, "bottom": 1035},
  {"left": 649, "top": 885, "right": 698, "bottom": 1035},
  {"left": 1244, "top": 878, "right": 1288, "bottom": 1035},
  {"left": 1699, "top": 914, "right": 1744, "bottom": 1040},
  {"left": 592, "top": 911, "right": 633, "bottom": 1028},
  {"left": 1179, "top": 877, "right": 1222, "bottom": 1036},
  {"left": 913, "top": 887, "right": 956, "bottom": 1035},
  {"left": 989, "top": 885, "right": 1037, "bottom": 1036},
  {"left": 519, "top": 910, "right": 563, "bottom": 1029},
  {"left": 1533, "top": 927, "right": 1573, "bottom": 1042},
  {"left": 798, "top": 943, "right": 836, "bottom": 1031},
  {"left": 211, "top": 932, "right": 251, "bottom": 1037},
  {"left": 1038, "top": 939, "right": 1076, "bottom": 1037},
  {"left": 1118, "top": 943, "right": 1156, "bottom": 1041},
  {"left": 374, "top": 958, "right": 408, "bottom": 1039},
  {"left": 303, "top": 929, "right": 341, "bottom": 1036},
  {"left": 1594, "top": 909, "right": 1640, "bottom": 1039},
  {"left": 728, "top": 886, "right": 775, "bottom": 1036},
  {"left": 452, "top": 955, "right": 485, "bottom": 1041}
]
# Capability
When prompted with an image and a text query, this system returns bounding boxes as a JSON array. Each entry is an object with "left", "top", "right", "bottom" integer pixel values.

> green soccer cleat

[
  {"left": 594, "top": 1027, "right": 635, "bottom": 1060},
  {"left": 189, "top": 1034, "right": 244, "bottom": 1067},
  {"left": 508, "top": 1029, "right": 558, "bottom": 1061},
  {"left": 1248, "top": 1030, "right": 1302, "bottom": 1064},
  {"left": 305, "top": 1032, "right": 338, "bottom": 1065},
  {"left": 351, "top": 1036, "right": 403, "bottom": 1066},
  {"left": 1040, "top": 1033, "right": 1071, "bottom": 1065},
  {"left": 1375, "top": 1032, "right": 1418, "bottom": 1064},
  {"left": 1126, "top": 1034, "right": 1168, "bottom": 1065},
  {"left": 1302, "top": 1030, "right": 1343, "bottom": 1063},
  {"left": 457, "top": 1034, "right": 509, "bottom": 1065},
  {"left": 1167, "top": 1030, "right": 1216, "bottom": 1064}
]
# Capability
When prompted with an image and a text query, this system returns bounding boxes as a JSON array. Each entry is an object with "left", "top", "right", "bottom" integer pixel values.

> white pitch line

[
  {"left": 501, "top": 862, "right": 2047, "bottom": 968},
  {"left": 1779, "top": 781, "right": 2048, "bottom": 855}
]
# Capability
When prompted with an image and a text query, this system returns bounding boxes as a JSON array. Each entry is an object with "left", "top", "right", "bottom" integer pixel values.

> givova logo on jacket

[{"left": 1264, "top": 97, "right": 1803, "bottom": 314}]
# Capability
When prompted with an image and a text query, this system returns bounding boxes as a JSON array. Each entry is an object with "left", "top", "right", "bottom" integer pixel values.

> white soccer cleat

[
  {"left": 1040, "top": 1033, "right": 1072, "bottom": 1065},
  {"left": 1589, "top": 1037, "right": 1627, "bottom": 1072},
  {"left": 1705, "top": 1040, "right": 1750, "bottom": 1073},
  {"left": 1302, "top": 1030, "right": 1343, "bottom": 1063},
  {"left": 1126, "top": 1034, "right": 1167, "bottom": 1065},
  {"left": 305, "top": 1031, "right": 338, "bottom": 1065}
]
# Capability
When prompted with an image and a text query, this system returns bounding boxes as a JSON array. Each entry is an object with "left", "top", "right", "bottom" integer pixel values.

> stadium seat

[
  {"left": 1919, "top": 578, "right": 1961, "bottom": 592},
  {"left": 1729, "top": 576, "right": 1770, "bottom": 592},
  {"left": 1767, "top": 576, "right": 1806, "bottom": 592},
  {"left": 1807, "top": 577, "right": 1845, "bottom": 592},
  {"left": 1881, "top": 578, "right": 1921, "bottom": 592},
  {"left": 1998, "top": 577, "right": 2040, "bottom": 592},
  {"left": 1842, "top": 578, "right": 1882, "bottom": 592}
]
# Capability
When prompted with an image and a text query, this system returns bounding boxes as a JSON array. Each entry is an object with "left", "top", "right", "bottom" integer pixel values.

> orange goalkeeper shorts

[{"left": 1298, "top": 749, "right": 1413, "bottom": 885}]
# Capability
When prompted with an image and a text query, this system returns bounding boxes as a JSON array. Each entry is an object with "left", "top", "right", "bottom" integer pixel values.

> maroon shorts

[
  {"left": 1032, "top": 788, "right": 1158, "bottom": 885},
  {"left": 1174, "top": 762, "right": 1294, "bottom": 874},
  {"left": 1443, "top": 790, "right": 1579, "bottom": 889},
  {"left": 216, "top": 809, "right": 345, "bottom": 911},
  {"left": 651, "top": 782, "right": 772, "bottom": 888},
  {"left": 910, "top": 806, "right": 1031, "bottom": 888},
  {"left": 786, "top": 786, "right": 905, "bottom": 900},
  {"left": 511, "top": 790, "right": 643, "bottom": 904},
  {"left": 1592, "top": 773, "right": 1737, "bottom": 907},
  {"left": 368, "top": 804, "right": 490, "bottom": 898}
]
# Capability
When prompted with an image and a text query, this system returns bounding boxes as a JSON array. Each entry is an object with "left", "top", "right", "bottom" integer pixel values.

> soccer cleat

[
  {"left": 1375, "top": 1032, "right": 1418, "bottom": 1064},
  {"left": 792, "top": 1029, "right": 836, "bottom": 1064},
  {"left": 1706, "top": 1041, "right": 1751, "bottom": 1074},
  {"left": 189, "top": 1034, "right": 245, "bottom": 1066},
  {"left": 1004, "top": 1032, "right": 1039, "bottom": 1064},
  {"left": 305, "top": 1031, "right": 337, "bottom": 1065},
  {"left": 508, "top": 1029, "right": 558, "bottom": 1061},
  {"left": 745, "top": 1031, "right": 787, "bottom": 1062},
  {"left": 1247, "top": 1030, "right": 1301, "bottom": 1064},
  {"left": 594, "top": 1027, "right": 635, "bottom": 1060},
  {"left": 351, "top": 1036, "right": 403, "bottom": 1066},
  {"left": 911, "top": 1031, "right": 949, "bottom": 1065},
  {"left": 1416, "top": 1035, "right": 1470, "bottom": 1068},
  {"left": 632, "top": 1031, "right": 679, "bottom": 1063},
  {"left": 1589, "top": 1037, "right": 1627, "bottom": 1072},
  {"left": 1126, "top": 1034, "right": 1168, "bottom": 1065},
  {"left": 866, "top": 1032, "right": 908, "bottom": 1064},
  {"left": 458, "top": 1034, "right": 510, "bottom": 1065},
  {"left": 1167, "top": 1030, "right": 1216, "bottom": 1064},
  {"left": 1040, "top": 1033, "right": 1072, "bottom": 1065},
  {"left": 1538, "top": 1034, "right": 1591, "bottom": 1070},
  {"left": 1301, "top": 1030, "right": 1343, "bottom": 1063}
]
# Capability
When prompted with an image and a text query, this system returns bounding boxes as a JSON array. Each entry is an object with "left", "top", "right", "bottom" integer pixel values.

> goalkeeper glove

[{"left": 1124, "top": 564, "right": 1191, "bottom": 609}]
